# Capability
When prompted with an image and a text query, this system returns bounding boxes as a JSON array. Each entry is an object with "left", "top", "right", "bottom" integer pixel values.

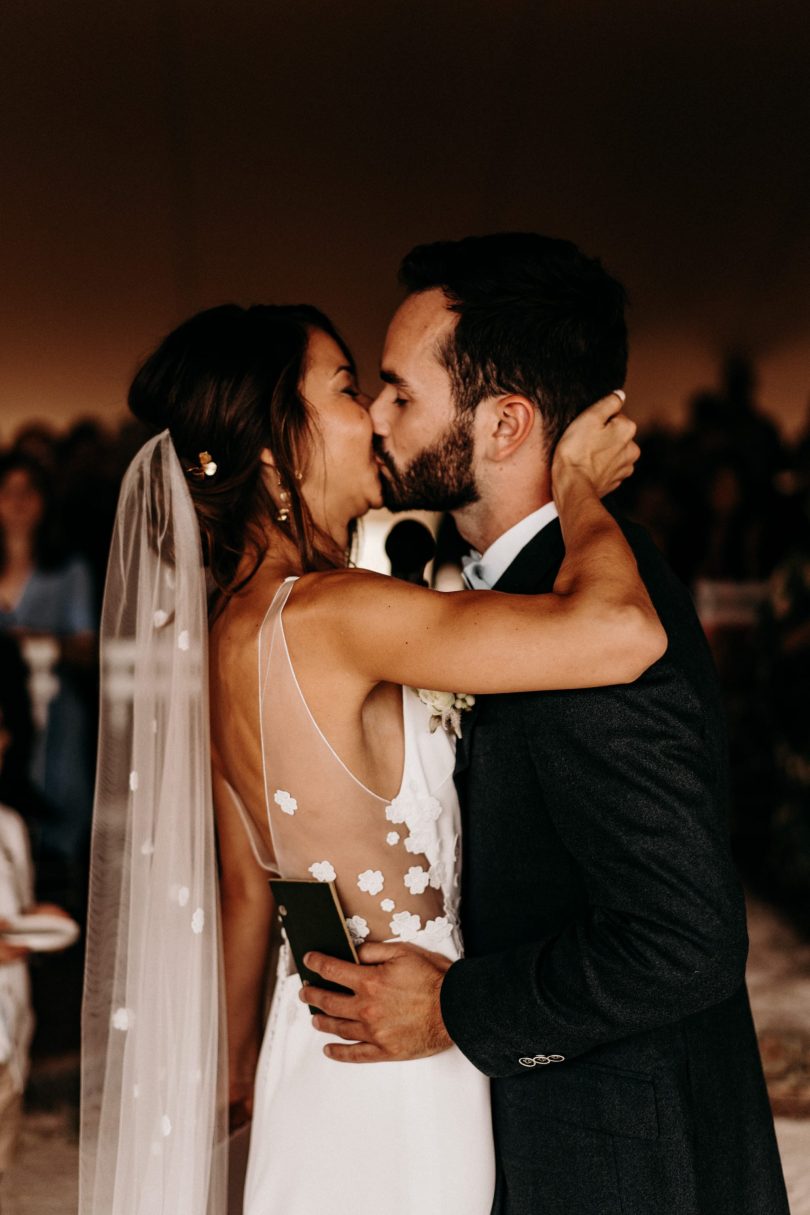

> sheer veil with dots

[{"left": 80, "top": 430, "right": 227, "bottom": 1215}]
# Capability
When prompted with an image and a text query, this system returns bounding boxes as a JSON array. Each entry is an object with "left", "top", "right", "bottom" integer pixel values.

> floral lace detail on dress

[
  {"left": 257, "top": 590, "right": 462, "bottom": 955},
  {"left": 309, "top": 861, "right": 336, "bottom": 882},
  {"left": 390, "top": 911, "right": 422, "bottom": 941},
  {"left": 346, "top": 915, "right": 370, "bottom": 945},
  {"left": 273, "top": 790, "right": 298, "bottom": 816},
  {"left": 385, "top": 785, "right": 442, "bottom": 867},
  {"left": 357, "top": 869, "right": 384, "bottom": 895},
  {"left": 404, "top": 866, "right": 430, "bottom": 894},
  {"left": 422, "top": 915, "right": 453, "bottom": 948}
]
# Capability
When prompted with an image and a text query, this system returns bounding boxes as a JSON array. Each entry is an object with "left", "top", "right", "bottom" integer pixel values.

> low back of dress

[
  {"left": 239, "top": 579, "right": 495, "bottom": 1215},
  {"left": 240, "top": 577, "right": 461, "bottom": 953}
]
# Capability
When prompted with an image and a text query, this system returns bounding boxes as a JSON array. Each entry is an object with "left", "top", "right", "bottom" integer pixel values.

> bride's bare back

[{"left": 210, "top": 573, "right": 457, "bottom": 945}]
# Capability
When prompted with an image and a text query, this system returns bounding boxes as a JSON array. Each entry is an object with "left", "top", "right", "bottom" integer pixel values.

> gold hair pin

[{"left": 187, "top": 451, "right": 218, "bottom": 479}]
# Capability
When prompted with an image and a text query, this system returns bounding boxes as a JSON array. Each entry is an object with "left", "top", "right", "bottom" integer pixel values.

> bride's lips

[
  {"left": 367, "top": 452, "right": 384, "bottom": 486},
  {"left": 373, "top": 454, "right": 390, "bottom": 476}
]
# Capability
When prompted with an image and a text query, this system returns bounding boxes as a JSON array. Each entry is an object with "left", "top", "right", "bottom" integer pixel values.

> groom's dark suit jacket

[{"left": 441, "top": 516, "right": 788, "bottom": 1215}]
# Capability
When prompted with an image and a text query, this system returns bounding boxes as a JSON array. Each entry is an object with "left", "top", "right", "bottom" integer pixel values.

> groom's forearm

[{"left": 440, "top": 896, "right": 747, "bottom": 1079}]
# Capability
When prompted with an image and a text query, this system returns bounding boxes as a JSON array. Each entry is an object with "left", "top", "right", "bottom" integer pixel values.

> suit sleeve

[{"left": 440, "top": 660, "right": 749, "bottom": 1078}]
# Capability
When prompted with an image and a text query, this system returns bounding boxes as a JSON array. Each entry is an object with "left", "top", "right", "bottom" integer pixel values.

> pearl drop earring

[{"left": 276, "top": 483, "right": 291, "bottom": 524}]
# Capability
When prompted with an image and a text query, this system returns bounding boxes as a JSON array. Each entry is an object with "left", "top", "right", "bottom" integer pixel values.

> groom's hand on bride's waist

[{"left": 300, "top": 943, "right": 453, "bottom": 1063}]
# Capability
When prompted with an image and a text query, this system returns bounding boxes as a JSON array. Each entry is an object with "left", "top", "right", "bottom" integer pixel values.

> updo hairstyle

[{"left": 128, "top": 303, "right": 356, "bottom": 598}]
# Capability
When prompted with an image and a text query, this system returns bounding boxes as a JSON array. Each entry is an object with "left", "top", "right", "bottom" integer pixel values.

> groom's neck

[{"left": 453, "top": 478, "right": 553, "bottom": 553}]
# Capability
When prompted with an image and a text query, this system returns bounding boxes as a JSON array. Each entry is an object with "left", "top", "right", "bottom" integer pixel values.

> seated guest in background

[
  {"left": 8, "top": 424, "right": 58, "bottom": 477},
  {"left": 0, "top": 770, "right": 36, "bottom": 1187},
  {"left": 0, "top": 636, "right": 46, "bottom": 856},
  {"left": 0, "top": 453, "right": 97, "bottom": 897},
  {"left": 0, "top": 656, "right": 73, "bottom": 1185},
  {"left": 53, "top": 419, "right": 122, "bottom": 614},
  {"left": 759, "top": 529, "right": 810, "bottom": 933}
]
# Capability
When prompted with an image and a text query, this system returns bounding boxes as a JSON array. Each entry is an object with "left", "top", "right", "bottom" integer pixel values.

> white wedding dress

[{"left": 231, "top": 577, "right": 495, "bottom": 1215}]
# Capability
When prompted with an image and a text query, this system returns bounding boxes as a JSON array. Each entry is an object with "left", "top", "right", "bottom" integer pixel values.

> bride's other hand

[
  {"left": 552, "top": 391, "right": 639, "bottom": 500},
  {"left": 0, "top": 936, "right": 29, "bottom": 964},
  {"left": 26, "top": 901, "right": 73, "bottom": 920},
  {"left": 228, "top": 1085, "right": 254, "bottom": 1133}
]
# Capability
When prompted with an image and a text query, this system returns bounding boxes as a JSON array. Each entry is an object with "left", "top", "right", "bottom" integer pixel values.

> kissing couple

[{"left": 80, "top": 234, "right": 787, "bottom": 1215}]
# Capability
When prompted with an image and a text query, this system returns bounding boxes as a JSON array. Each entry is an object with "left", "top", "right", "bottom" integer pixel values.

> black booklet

[{"left": 269, "top": 878, "right": 359, "bottom": 1013}]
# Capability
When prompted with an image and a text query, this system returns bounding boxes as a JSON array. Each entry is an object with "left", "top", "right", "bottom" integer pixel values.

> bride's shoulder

[
  {"left": 212, "top": 569, "right": 397, "bottom": 660},
  {"left": 283, "top": 568, "right": 391, "bottom": 615}
]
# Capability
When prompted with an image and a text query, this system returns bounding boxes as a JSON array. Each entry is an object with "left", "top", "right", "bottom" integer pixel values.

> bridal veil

[{"left": 80, "top": 431, "right": 227, "bottom": 1215}]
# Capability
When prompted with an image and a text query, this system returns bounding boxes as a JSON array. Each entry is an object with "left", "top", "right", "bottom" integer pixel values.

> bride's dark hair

[{"left": 128, "top": 303, "right": 357, "bottom": 598}]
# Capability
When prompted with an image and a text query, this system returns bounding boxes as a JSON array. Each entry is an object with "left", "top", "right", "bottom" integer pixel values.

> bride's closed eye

[{"left": 341, "top": 382, "right": 372, "bottom": 410}]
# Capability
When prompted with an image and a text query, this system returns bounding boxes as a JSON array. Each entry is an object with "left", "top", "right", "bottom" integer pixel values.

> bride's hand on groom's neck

[{"left": 551, "top": 391, "right": 637, "bottom": 502}]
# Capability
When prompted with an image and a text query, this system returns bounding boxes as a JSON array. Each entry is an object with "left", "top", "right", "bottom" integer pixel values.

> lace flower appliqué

[
  {"left": 386, "top": 786, "right": 443, "bottom": 864},
  {"left": 357, "top": 869, "right": 384, "bottom": 896},
  {"left": 273, "top": 789, "right": 298, "bottom": 816},
  {"left": 422, "top": 915, "right": 453, "bottom": 947},
  {"left": 390, "top": 911, "right": 422, "bottom": 942},
  {"left": 346, "top": 915, "right": 370, "bottom": 945},
  {"left": 404, "top": 829, "right": 435, "bottom": 856},
  {"left": 404, "top": 866, "right": 430, "bottom": 895},
  {"left": 309, "top": 860, "right": 337, "bottom": 883}
]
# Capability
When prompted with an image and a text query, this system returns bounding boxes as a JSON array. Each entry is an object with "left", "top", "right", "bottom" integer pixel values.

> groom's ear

[{"left": 484, "top": 395, "right": 540, "bottom": 463}]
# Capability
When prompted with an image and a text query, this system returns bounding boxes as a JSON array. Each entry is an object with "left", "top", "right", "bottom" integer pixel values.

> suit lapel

[
  {"left": 454, "top": 519, "right": 566, "bottom": 779},
  {"left": 493, "top": 518, "right": 565, "bottom": 595},
  {"left": 454, "top": 697, "right": 481, "bottom": 775}
]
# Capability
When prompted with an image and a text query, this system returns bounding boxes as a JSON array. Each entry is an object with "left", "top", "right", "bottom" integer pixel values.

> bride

[{"left": 79, "top": 303, "right": 664, "bottom": 1215}]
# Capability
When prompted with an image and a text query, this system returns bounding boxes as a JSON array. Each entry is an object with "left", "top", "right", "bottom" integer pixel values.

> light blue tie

[{"left": 461, "top": 553, "right": 490, "bottom": 590}]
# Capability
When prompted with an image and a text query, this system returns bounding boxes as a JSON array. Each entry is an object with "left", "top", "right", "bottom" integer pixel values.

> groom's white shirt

[{"left": 461, "top": 501, "right": 559, "bottom": 590}]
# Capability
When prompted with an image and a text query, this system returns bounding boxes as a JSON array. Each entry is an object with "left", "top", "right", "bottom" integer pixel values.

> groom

[{"left": 304, "top": 234, "right": 788, "bottom": 1214}]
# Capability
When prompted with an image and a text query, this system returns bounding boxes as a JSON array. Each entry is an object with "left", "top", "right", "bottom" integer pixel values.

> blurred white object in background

[
  {"left": 357, "top": 509, "right": 464, "bottom": 590},
  {"left": 19, "top": 637, "right": 60, "bottom": 732},
  {"left": 357, "top": 509, "right": 437, "bottom": 577}
]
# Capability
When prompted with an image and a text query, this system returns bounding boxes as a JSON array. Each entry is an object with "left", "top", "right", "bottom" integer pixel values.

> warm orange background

[{"left": 1, "top": 0, "right": 808, "bottom": 439}]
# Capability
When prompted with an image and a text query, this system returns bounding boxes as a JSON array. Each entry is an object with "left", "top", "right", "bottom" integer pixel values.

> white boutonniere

[{"left": 416, "top": 689, "right": 476, "bottom": 738}]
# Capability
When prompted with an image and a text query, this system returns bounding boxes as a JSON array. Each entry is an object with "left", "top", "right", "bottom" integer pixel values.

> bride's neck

[
  {"left": 236, "top": 519, "right": 348, "bottom": 585},
  {"left": 244, "top": 528, "right": 306, "bottom": 581}
]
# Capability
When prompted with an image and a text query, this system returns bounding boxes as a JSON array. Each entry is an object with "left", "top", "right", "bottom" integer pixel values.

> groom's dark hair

[{"left": 399, "top": 233, "right": 628, "bottom": 454}]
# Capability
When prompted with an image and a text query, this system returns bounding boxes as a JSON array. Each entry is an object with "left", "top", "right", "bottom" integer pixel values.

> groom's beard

[{"left": 374, "top": 411, "right": 481, "bottom": 513}]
